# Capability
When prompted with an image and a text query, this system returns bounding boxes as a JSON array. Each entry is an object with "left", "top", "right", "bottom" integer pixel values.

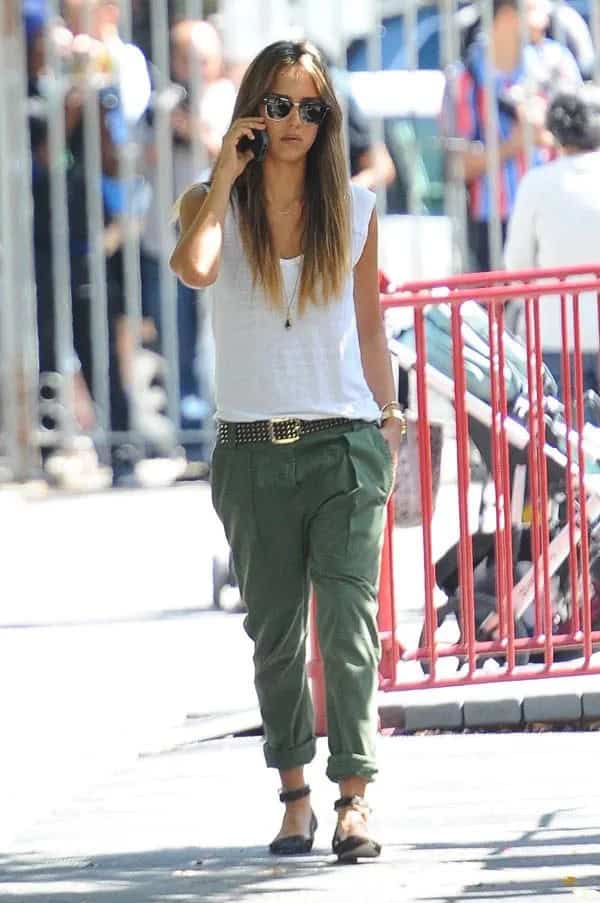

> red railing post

[{"left": 377, "top": 499, "right": 400, "bottom": 685}]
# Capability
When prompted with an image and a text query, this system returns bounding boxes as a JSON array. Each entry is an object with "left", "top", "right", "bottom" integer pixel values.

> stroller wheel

[
  {"left": 417, "top": 600, "right": 459, "bottom": 675},
  {"left": 474, "top": 593, "right": 530, "bottom": 667},
  {"left": 417, "top": 593, "right": 531, "bottom": 673},
  {"left": 211, "top": 551, "right": 245, "bottom": 612},
  {"left": 211, "top": 554, "right": 229, "bottom": 609}
]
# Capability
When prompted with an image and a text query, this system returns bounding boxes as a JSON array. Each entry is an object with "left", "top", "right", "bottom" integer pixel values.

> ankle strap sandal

[
  {"left": 269, "top": 785, "right": 317, "bottom": 857},
  {"left": 279, "top": 784, "right": 311, "bottom": 804},
  {"left": 332, "top": 795, "right": 381, "bottom": 863},
  {"left": 334, "top": 794, "right": 371, "bottom": 813}
]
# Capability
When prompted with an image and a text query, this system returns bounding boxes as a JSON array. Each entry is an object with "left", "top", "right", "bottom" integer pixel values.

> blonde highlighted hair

[{"left": 230, "top": 40, "right": 351, "bottom": 314}]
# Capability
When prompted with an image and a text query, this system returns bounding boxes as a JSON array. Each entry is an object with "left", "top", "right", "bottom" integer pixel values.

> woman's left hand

[{"left": 380, "top": 418, "right": 405, "bottom": 475}]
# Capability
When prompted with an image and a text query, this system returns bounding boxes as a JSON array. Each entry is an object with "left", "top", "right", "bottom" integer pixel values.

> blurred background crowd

[{"left": 1, "top": 0, "right": 599, "bottom": 489}]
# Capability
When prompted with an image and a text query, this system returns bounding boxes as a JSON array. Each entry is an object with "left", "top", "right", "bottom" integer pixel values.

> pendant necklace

[{"left": 283, "top": 265, "right": 301, "bottom": 329}]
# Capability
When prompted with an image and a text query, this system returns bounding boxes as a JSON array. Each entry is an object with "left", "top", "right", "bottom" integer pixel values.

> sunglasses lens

[
  {"left": 301, "top": 102, "right": 327, "bottom": 124},
  {"left": 265, "top": 96, "right": 292, "bottom": 119}
]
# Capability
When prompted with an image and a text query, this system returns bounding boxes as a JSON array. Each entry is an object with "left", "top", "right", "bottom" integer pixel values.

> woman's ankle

[
  {"left": 338, "top": 776, "right": 368, "bottom": 803},
  {"left": 279, "top": 767, "right": 308, "bottom": 795}
]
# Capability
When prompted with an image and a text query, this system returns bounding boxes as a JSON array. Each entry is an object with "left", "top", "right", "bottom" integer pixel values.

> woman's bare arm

[
  {"left": 169, "top": 174, "right": 231, "bottom": 288},
  {"left": 169, "top": 115, "right": 266, "bottom": 288},
  {"left": 354, "top": 210, "right": 395, "bottom": 406},
  {"left": 354, "top": 210, "right": 404, "bottom": 456}
]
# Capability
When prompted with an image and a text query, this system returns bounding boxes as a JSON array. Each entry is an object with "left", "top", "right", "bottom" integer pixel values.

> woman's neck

[{"left": 263, "top": 158, "right": 306, "bottom": 210}]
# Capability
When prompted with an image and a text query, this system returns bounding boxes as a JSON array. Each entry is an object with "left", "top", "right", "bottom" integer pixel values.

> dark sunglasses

[{"left": 262, "top": 92, "right": 329, "bottom": 125}]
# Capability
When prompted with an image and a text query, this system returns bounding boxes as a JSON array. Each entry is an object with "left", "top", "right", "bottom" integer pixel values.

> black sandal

[
  {"left": 332, "top": 795, "right": 381, "bottom": 863},
  {"left": 269, "top": 785, "right": 318, "bottom": 856}
]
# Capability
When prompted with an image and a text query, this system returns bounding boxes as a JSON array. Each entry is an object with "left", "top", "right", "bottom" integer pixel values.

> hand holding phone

[{"left": 238, "top": 128, "right": 268, "bottom": 163}]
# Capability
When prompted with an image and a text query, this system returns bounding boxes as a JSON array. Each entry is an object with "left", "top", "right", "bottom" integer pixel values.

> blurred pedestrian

[
  {"left": 141, "top": 19, "right": 235, "bottom": 466},
  {"left": 59, "top": 0, "right": 151, "bottom": 482},
  {"left": 170, "top": 19, "right": 237, "bottom": 166},
  {"left": 504, "top": 89, "right": 600, "bottom": 394},
  {"left": 315, "top": 45, "right": 396, "bottom": 193},
  {"left": 62, "top": 0, "right": 150, "bottom": 126},
  {"left": 171, "top": 40, "right": 405, "bottom": 862},
  {"left": 443, "top": 0, "right": 581, "bottom": 272},
  {"left": 26, "top": 11, "right": 126, "bottom": 464}
]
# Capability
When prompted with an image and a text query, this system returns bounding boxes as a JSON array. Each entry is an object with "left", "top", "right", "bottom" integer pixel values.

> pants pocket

[
  {"left": 309, "top": 427, "right": 389, "bottom": 572},
  {"left": 368, "top": 425, "right": 395, "bottom": 497}
]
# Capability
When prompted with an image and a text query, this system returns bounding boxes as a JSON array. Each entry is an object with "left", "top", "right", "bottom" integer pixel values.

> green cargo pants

[{"left": 211, "top": 420, "right": 393, "bottom": 783}]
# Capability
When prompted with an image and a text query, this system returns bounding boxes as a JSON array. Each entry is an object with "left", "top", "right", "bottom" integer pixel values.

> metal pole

[
  {"left": 590, "top": 0, "right": 600, "bottom": 85},
  {"left": 80, "top": 4, "right": 112, "bottom": 458},
  {"left": 185, "top": 0, "right": 205, "bottom": 15},
  {"left": 333, "top": 0, "right": 351, "bottom": 180},
  {"left": 1, "top": 3, "right": 42, "bottom": 479},
  {"left": 441, "top": 0, "right": 469, "bottom": 272},
  {"left": 365, "top": 0, "right": 387, "bottom": 216},
  {"left": 12, "top": 11, "right": 42, "bottom": 477},
  {"left": 119, "top": 0, "right": 133, "bottom": 44},
  {"left": 118, "top": 128, "right": 145, "bottom": 456},
  {"left": 405, "top": 0, "right": 425, "bottom": 279},
  {"left": 481, "top": 0, "right": 503, "bottom": 271},
  {"left": 300, "top": 0, "right": 352, "bottom": 177},
  {"left": 151, "top": 0, "right": 181, "bottom": 433},
  {"left": 517, "top": 0, "right": 534, "bottom": 170},
  {"left": 45, "top": 0, "right": 77, "bottom": 444},
  {"left": 0, "top": 4, "right": 23, "bottom": 477},
  {"left": 185, "top": 0, "right": 209, "bottom": 177},
  {"left": 440, "top": 0, "right": 457, "bottom": 69},
  {"left": 552, "top": 0, "right": 566, "bottom": 47}
]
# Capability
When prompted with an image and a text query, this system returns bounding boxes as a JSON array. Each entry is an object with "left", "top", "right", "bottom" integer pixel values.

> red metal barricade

[{"left": 309, "top": 265, "right": 600, "bottom": 734}]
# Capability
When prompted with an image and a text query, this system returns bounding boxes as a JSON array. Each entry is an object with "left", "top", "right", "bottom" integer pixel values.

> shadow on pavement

[
  {"left": 420, "top": 874, "right": 600, "bottom": 901},
  {"left": 0, "top": 846, "right": 359, "bottom": 901},
  {"left": 407, "top": 816, "right": 600, "bottom": 901}
]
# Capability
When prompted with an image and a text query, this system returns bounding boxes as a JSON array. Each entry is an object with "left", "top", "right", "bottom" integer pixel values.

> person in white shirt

[
  {"left": 62, "top": 0, "right": 151, "bottom": 127},
  {"left": 504, "top": 88, "right": 600, "bottom": 394},
  {"left": 170, "top": 40, "right": 406, "bottom": 863}
]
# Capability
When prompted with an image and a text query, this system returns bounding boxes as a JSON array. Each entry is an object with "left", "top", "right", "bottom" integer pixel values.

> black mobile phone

[{"left": 238, "top": 129, "right": 268, "bottom": 163}]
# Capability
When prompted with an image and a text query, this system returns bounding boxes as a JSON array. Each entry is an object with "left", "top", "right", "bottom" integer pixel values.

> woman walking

[{"left": 170, "top": 40, "right": 405, "bottom": 862}]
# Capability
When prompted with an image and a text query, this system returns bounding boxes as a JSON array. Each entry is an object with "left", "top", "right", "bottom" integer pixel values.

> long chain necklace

[{"left": 283, "top": 265, "right": 302, "bottom": 329}]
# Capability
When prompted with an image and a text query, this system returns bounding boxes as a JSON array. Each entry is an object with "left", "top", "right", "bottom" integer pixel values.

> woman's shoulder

[
  {"left": 349, "top": 184, "right": 376, "bottom": 267},
  {"left": 179, "top": 180, "right": 209, "bottom": 213},
  {"left": 350, "top": 182, "right": 376, "bottom": 211},
  {"left": 349, "top": 183, "right": 376, "bottom": 231}
]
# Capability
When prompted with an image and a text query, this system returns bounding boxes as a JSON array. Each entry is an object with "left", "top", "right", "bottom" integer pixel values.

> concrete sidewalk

[
  {"left": 2, "top": 731, "right": 599, "bottom": 902},
  {"left": 2, "top": 476, "right": 599, "bottom": 901}
]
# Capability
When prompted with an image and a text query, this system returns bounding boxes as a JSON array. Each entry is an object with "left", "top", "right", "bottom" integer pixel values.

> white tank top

[{"left": 209, "top": 183, "right": 380, "bottom": 423}]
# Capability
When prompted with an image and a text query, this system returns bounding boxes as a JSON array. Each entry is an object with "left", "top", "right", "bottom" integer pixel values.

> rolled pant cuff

[
  {"left": 326, "top": 753, "right": 378, "bottom": 784},
  {"left": 263, "top": 736, "right": 316, "bottom": 771}
]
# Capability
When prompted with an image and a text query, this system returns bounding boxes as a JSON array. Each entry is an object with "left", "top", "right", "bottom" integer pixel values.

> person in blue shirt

[{"left": 442, "top": 0, "right": 581, "bottom": 271}]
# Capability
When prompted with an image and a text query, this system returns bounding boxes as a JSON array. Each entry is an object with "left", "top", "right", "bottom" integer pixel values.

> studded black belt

[{"left": 216, "top": 416, "right": 355, "bottom": 446}]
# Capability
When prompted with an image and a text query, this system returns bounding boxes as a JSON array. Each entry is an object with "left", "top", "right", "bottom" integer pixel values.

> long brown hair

[{"left": 230, "top": 40, "right": 351, "bottom": 314}]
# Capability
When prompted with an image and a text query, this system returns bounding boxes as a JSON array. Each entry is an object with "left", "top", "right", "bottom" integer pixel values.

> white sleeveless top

[{"left": 209, "top": 183, "right": 380, "bottom": 423}]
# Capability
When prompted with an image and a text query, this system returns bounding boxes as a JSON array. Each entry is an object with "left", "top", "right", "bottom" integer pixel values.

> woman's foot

[
  {"left": 269, "top": 785, "right": 317, "bottom": 855},
  {"left": 332, "top": 795, "right": 381, "bottom": 863}
]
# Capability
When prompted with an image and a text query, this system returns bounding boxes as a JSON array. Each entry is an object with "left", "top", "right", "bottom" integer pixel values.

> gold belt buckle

[{"left": 268, "top": 417, "right": 302, "bottom": 445}]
